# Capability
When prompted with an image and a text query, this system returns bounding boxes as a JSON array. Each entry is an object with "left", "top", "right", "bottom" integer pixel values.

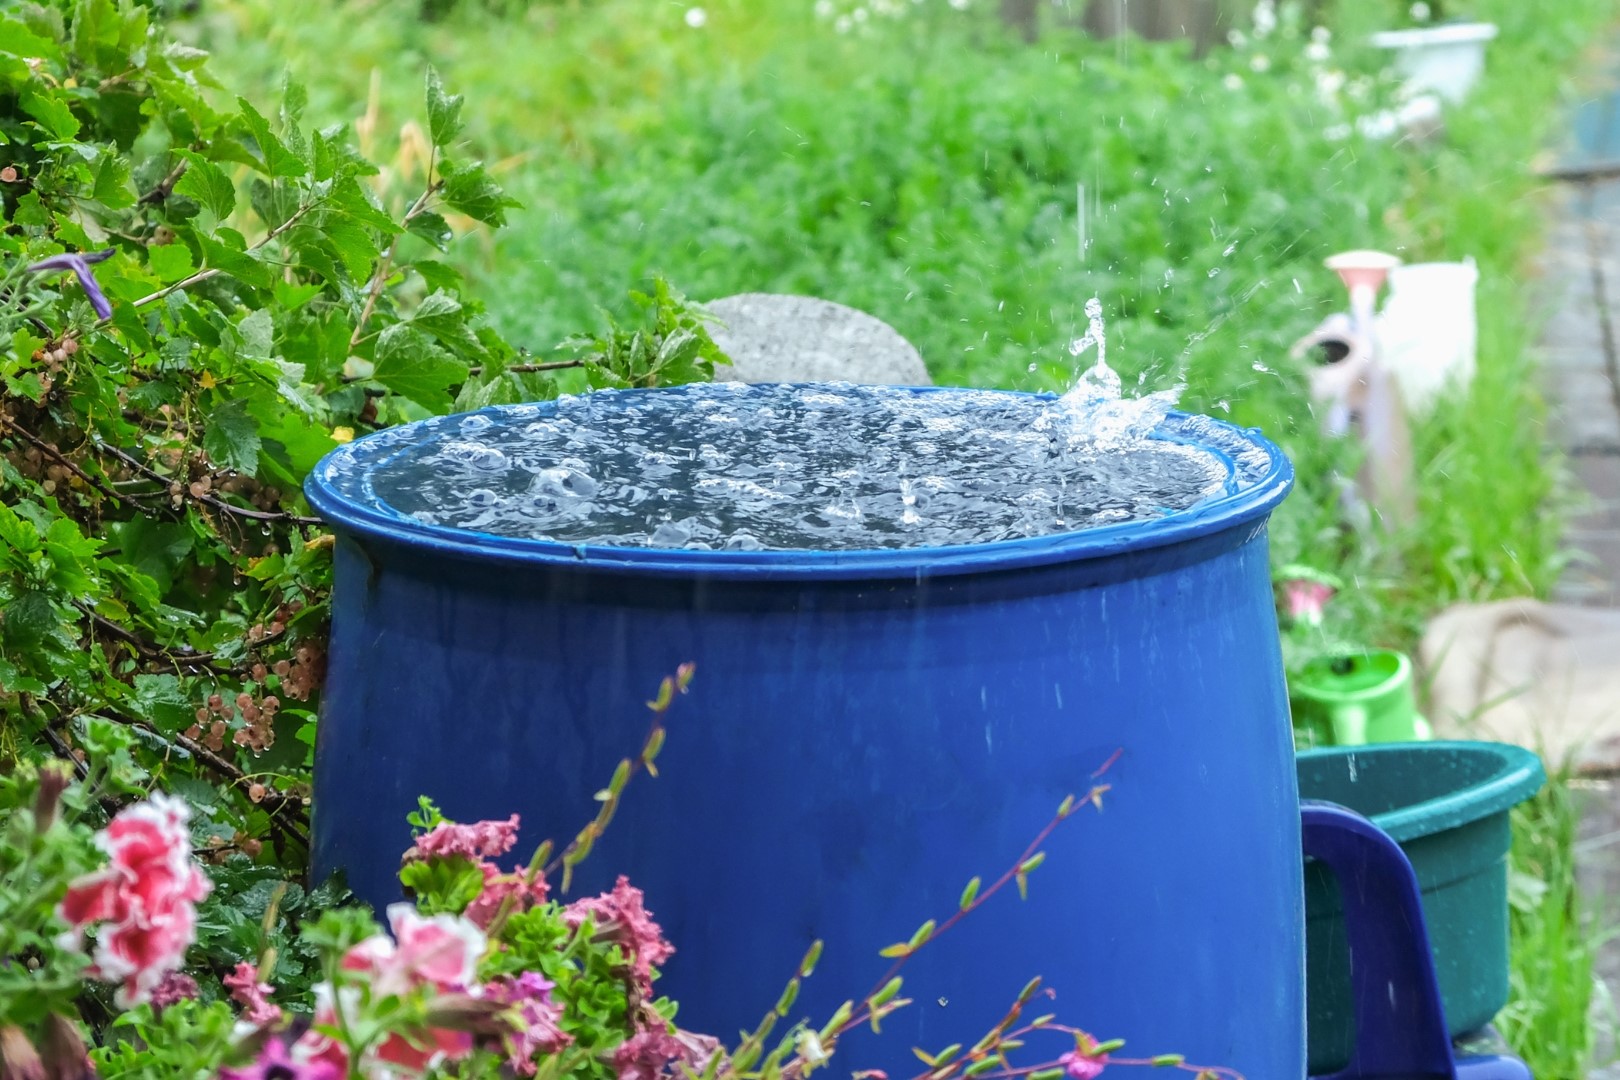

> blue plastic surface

[
  {"left": 1302, "top": 801, "right": 1532, "bottom": 1080},
  {"left": 306, "top": 387, "right": 1302, "bottom": 1080}
]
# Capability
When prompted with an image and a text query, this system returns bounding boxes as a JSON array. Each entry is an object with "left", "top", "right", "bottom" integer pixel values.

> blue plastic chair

[{"left": 1302, "top": 801, "right": 1531, "bottom": 1080}]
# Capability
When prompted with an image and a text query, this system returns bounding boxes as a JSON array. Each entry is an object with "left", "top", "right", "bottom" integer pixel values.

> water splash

[{"left": 1036, "top": 297, "right": 1182, "bottom": 450}]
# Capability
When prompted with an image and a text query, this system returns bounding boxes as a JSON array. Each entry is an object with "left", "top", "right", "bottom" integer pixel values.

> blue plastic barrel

[{"left": 305, "top": 385, "right": 1299, "bottom": 1080}]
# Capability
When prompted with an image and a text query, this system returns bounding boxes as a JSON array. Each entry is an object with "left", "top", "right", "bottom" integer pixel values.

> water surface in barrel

[{"left": 363, "top": 383, "right": 1235, "bottom": 551}]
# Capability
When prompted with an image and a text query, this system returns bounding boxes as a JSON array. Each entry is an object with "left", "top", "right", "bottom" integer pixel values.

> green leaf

[
  {"left": 129, "top": 674, "right": 192, "bottom": 733},
  {"left": 439, "top": 159, "right": 519, "bottom": 227},
  {"left": 410, "top": 289, "right": 487, "bottom": 359},
  {"left": 373, "top": 323, "right": 468, "bottom": 409},
  {"left": 204, "top": 398, "right": 262, "bottom": 474},
  {"left": 20, "top": 86, "right": 80, "bottom": 140},
  {"left": 425, "top": 66, "right": 465, "bottom": 148},
  {"left": 0, "top": 17, "right": 62, "bottom": 61},
  {"left": 237, "top": 97, "right": 307, "bottom": 178},
  {"left": 319, "top": 217, "right": 381, "bottom": 279},
  {"left": 148, "top": 242, "right": 196, "bottom": 284},
  {"left": 93, "top": 151, "right": 134, "bottom": 208},
  {"left": 405, "top": 209, "right": 453, "bottom": 251},
  {"left": 1, "top": 590, "right": 56, "bottom": 649},
  {"left": 232, "top": 308, "right": 275, "bottom": 361},
  {"left": 0, "top": 502, "right": 41, "bottom": 556},
  {"left": 272, "top": 280, "right": 323, "bottom": 311},
  {"left": 173, "top": 151, "right": 237, "bottom": 220},
  {"left": 194, "top": 229, "right": 275, "bottom": 289},
  {"left": 330, "top": 176, "right": 400, "bottom": 236}
]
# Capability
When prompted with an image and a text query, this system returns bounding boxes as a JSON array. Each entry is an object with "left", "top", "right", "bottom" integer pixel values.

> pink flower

[
  {"left": 612, "top": 1028, "right": 689, "bottom": 1080},
  {"left": 1283, "top": 578, "right": 1335, "bottom": 625},
  {"left": 222, "top": 1036, "right": 344, "bottom": 1080},
  {"left": 464, "top": 864, "right": 549, "bottom": 928},
  {"left": 485, "top": 971, "right": 570, "bottom": 1074},
  {"left": 411, "top": 815, "right": 522, "bottom": 860},
  {"left": 1059, "top": 1050, "right": 1109, "bottom": 1079},
  {"left": 57, "top": 793, "right": 212, "bottom": 1007},
  {"left": 225, "top": 961, "right": 284, "bottom": 1029},
  {"left": 565, "top": 878, "right": 674, "bottom": 995},
  {"left": 294, "top": 906, "right": 487, "bottom": 1075},
  {"left": 148, "top": 970, "right": 199, "bottom": 1014},
  {"left": 385, "top": 904, "right": 486, "bottom": 991}
]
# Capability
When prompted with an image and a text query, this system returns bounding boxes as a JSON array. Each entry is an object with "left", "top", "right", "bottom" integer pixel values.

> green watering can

[{"left": 1291, "top": 648, "right": 1433, "bottom": 747}]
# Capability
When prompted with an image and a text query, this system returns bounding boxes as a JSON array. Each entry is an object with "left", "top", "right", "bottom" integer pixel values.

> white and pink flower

[
  {"left": 57, "top": 793, "right": 212, "bottom": 1007},
  {"left": 295, "top": 904, "right": 488, "bottom": 1076}
]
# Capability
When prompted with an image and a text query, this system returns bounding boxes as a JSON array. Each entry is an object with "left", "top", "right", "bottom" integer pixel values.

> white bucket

[
  {"left": 1370, "top": 22, "right": 1499, "bottom": 103},
  {"left": 1376, "top": 259, "right": 1479, "bottom": 415}
]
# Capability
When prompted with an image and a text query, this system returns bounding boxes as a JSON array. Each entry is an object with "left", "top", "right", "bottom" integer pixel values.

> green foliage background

[{"left": 0, "top": 0, "right": 719, "bottom": 875}]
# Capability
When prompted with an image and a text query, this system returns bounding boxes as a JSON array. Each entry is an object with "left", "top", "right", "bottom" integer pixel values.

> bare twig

[
  {"left": 115, "top": 712, "right": 311, "bottom": 845},
  {"left": 467, "top": 358, "right": 585, "bottom": 377}
]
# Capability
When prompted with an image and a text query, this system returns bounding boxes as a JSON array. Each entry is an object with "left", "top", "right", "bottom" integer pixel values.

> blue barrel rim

[
  {"left": 1296, "top": 741, "right": 1547, "bottom": 843},
  {"left": 303, "top": 383, "right": 1294, "bottom": 581}
]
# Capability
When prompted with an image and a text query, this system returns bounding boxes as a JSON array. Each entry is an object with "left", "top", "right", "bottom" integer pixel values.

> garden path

[{"left": 1536, "top": 51, "right": 1620, "bottom": 1078}]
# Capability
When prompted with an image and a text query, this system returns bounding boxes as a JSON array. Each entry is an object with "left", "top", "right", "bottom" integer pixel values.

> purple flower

[
  {"left": 26, "top": 248, "right": 115, "bottom": 320},
  {"left": 219, "top": 1036, "right": 343, "bottom": 1080}
]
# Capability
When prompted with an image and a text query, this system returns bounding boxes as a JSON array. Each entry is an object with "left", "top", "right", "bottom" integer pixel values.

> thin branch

[
  {"left": 39, "top": 723, "right": 91, "bottom": 782},
  {"left": 349, "top": 175, "right": 443, "bottom": 349},
  {"left": 127, "top": 202, "right": 317, "bottom": 312},
  {"left": 76, "top": 603, "right": 241, "bottom": 675},
  {"left": 138, "top": 158, "right": 189, "bottom": 206},
  {"left": 0, "top": 415, "right": 138, "bottom": 508},
  {"left": 114, "top": 712, "right": 311, "bottom": 845},
  {"left": 468, "top": 358, "right": 585, "bottom": 376},
  {"left": 94, "top": 440, "right": 323, "bottom": 528}
]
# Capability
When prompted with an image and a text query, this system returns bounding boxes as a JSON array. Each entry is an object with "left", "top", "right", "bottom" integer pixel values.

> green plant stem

[{"left": 348, "top": 175, "right": 443, "bottom": 350}]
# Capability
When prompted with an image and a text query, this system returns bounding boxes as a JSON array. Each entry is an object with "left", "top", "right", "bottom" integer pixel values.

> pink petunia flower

[
  {"left": 410, "top": 815, "right": 522, "bottom": 861},
  {"left": 225, "top": 961, "right": 284, "bottom": 1029},
  {"left": 222, "top": 1035, "right": 344, "bottom": 1080},
  {"left": 612, "top": 1028, "right": 689, "bottom": 1080},
  {"left": 148, "top": 970, "right": 199, "bottom": 1014},
  {"left": 294, "top": 905, "right": 487, "bottom": 1076},
  {"left": 57, "top": 793, "right": 212, "bottom": 1007},
  {"left": 485, "top": 971, "right": 571, "bottom": 1075},
  {"left": 464, "top": 864, "right": 549, "bottom": 929},
  {"left": 565, "top": 877, "right": 674, "bottom": 996}
]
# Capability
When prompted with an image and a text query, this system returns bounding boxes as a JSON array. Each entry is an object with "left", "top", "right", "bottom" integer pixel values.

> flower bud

[
  {"left": 38, "top": 1014, "right": 91, "bottom": 1080},
  {"left": 33, "top": 763, "right": 73, "bottom": 835},
  {"left": 0, "top": 1025, "right": 45, "bottom": 1080}
]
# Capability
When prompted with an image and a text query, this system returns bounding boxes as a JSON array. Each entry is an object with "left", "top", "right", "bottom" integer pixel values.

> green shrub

[{"left": 0, "top": 0, "right": 716, "bottom": 867}]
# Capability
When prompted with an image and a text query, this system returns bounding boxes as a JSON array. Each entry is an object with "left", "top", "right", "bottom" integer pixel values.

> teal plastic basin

[{"left": 1298, "top": 741, "right": 1545, "bottom": 1075}]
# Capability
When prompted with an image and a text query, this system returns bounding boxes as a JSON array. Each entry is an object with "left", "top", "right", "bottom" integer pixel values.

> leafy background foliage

[{"left": 0, "top": 0, "right": 717, "bottom": 913}]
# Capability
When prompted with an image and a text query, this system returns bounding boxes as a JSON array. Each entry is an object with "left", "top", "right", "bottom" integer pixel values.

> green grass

[{"left": 1499, "top": 776, "right": 1608, "bottom": 1078}]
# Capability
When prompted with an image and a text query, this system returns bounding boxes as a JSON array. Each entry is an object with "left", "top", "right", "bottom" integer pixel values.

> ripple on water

[{"left": 357, "top": 384, "right": 1239, "bottom": 551}]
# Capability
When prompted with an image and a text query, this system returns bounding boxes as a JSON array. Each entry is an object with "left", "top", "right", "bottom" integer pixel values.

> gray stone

[
  {"left": 1421, "top": 599, "right": 1620, "bottom": 773},
  {"left": 705, "top": 294, "right": 930, "bottom": 386}
]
